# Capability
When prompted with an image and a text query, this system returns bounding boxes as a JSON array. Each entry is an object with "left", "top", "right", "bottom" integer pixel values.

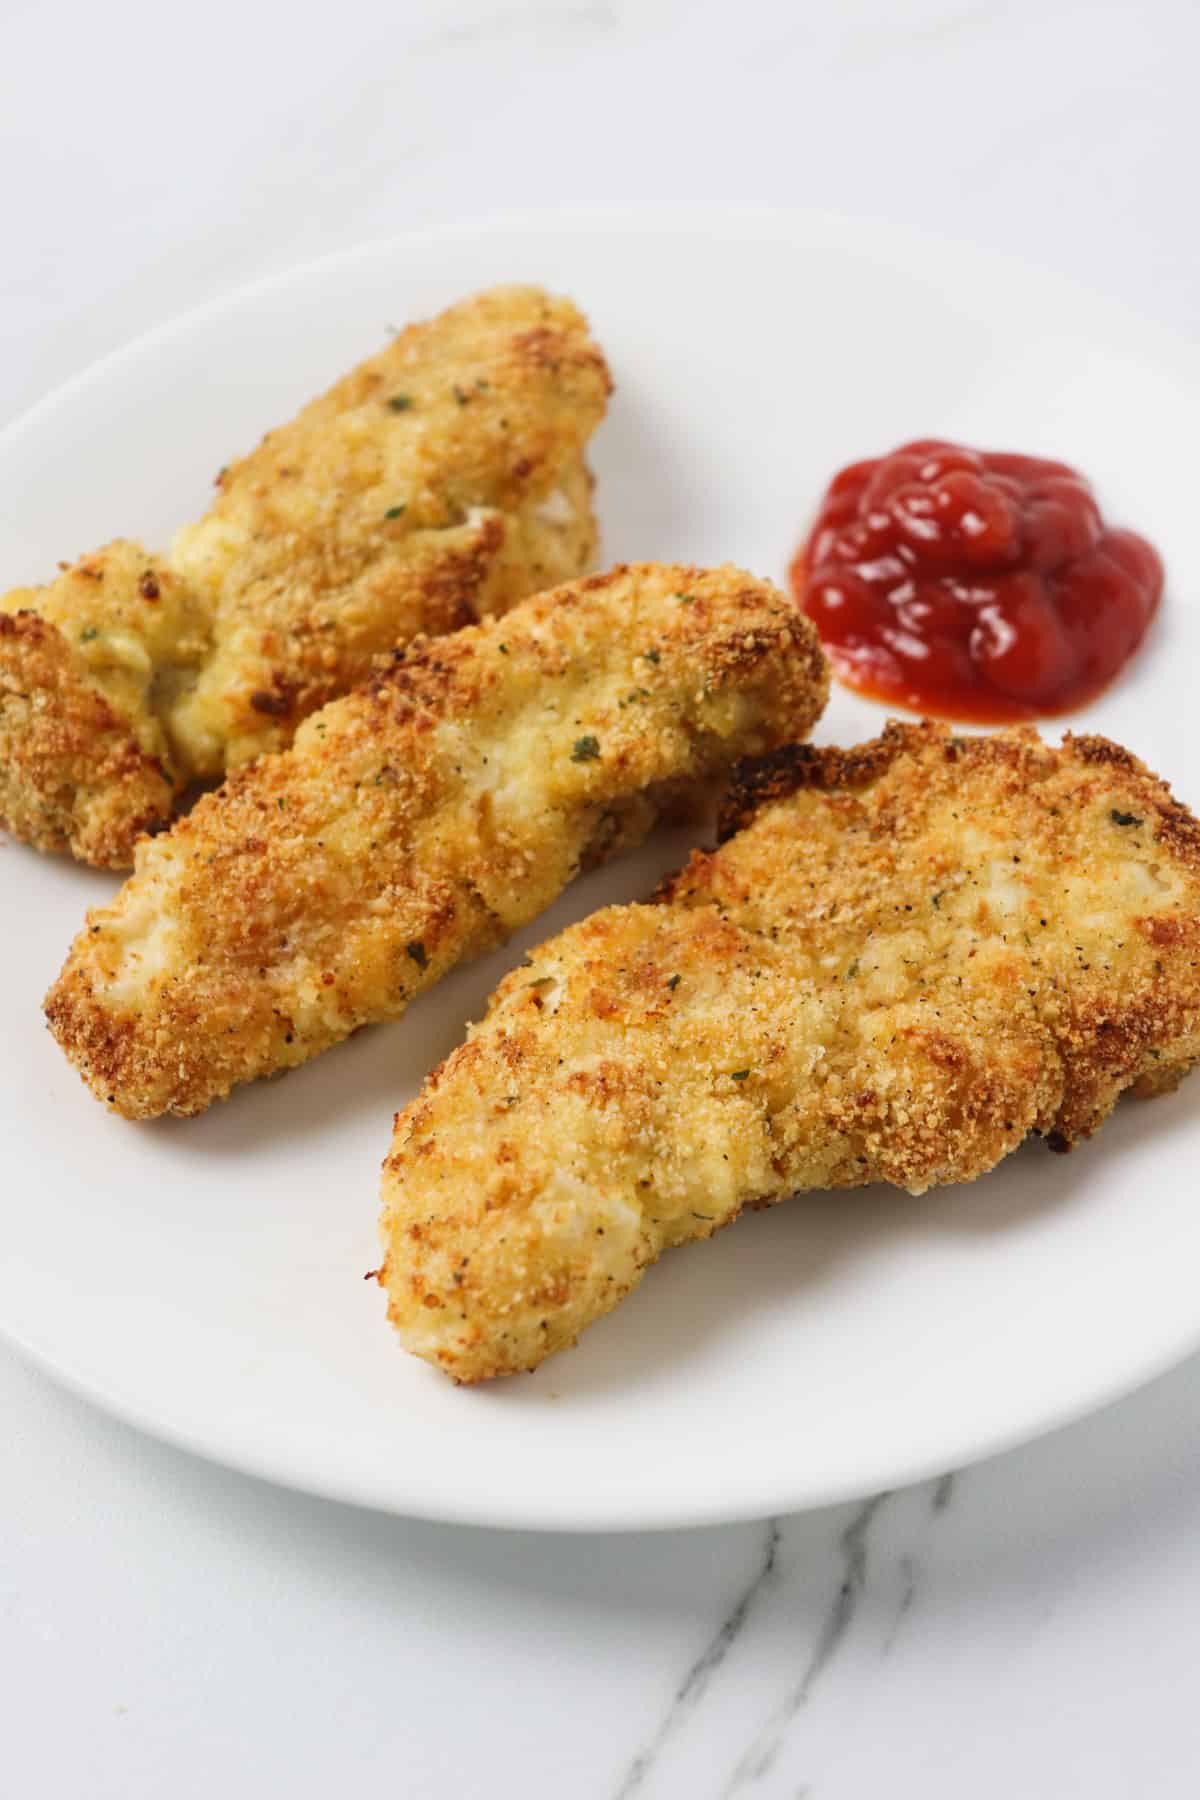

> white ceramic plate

[{"left": 4, "top": 211, "right": 1199, "bottom": 1531}]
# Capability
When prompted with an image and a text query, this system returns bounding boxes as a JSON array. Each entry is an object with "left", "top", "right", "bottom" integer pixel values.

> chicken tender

[
  {"left": 2, "top": 286, "right": 609, "bottom": 867},
  {"left": 379, "top": 721, "right": 1200, "bottom": 1382},
  {"left": 46, "top": 563, "right": 828, "bottom": 1118}
]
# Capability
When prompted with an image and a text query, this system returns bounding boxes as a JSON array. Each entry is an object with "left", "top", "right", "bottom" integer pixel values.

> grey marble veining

[
  {"left": 603, "top": 1476, "right": 973, "bottom": 1799},
  {"left": 718, "top": 1498, "right": 888, "bottom": 1795},
  {"left": 615, "top": 1521, "right": 783, "bottom": 1798}
]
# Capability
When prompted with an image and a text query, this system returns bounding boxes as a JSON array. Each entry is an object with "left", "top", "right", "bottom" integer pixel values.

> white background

[{"left": 4, "top": 2, "right": 1200, "bottom": 1794}]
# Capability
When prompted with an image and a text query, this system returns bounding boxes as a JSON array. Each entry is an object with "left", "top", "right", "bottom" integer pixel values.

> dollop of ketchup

[{"left": 792, "top": 440, "right": 1163, "bottom": 723}]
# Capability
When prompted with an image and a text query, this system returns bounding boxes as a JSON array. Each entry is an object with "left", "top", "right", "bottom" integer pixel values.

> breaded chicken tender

[
  {"left": 2, "top": 286, "right": 609, "bottom": 866},
  {"left": 46, "top": 563, "right": 828, "bottom": 1118},
  {"left": 379, "top": 722, "right": 1200, "bottom": 1382}
]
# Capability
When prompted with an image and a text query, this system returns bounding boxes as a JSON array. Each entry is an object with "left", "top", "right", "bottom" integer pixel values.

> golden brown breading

[
  {"left": 0, "top": 546, "right": 202, "bottom": 866},
  {"left": 46, "top": 563, "right": 828, "bottom": 1118},
  {"left": 379, "top": 721, "right": 1200, "bottom": 1383},
  {"left": 2, "top": 286, "right": 609, "bottom": 867}
]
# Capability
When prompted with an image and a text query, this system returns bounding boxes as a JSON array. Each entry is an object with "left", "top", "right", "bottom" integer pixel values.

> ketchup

[{"left": 791, "top": 440, "right": 1163, "bottom": 723}]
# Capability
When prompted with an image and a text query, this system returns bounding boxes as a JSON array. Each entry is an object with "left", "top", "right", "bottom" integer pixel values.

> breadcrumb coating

[
  {"left": 0, "top": 546, "right": 202, "bottom": 866},
  {"left": 46, "top": 563, "right": 828, "bottom": 1118},
  {"left": 2, "top": 286, "right": 609, "bottom": 867},
  {"left": 379, "top": 721, "right": 1200, "bottom": 1382}
]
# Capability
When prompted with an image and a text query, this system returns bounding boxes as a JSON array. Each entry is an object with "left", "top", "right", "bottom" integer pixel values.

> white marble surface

[{"left": 4, "top": 1, "right": 1200, "bottom": 1794}]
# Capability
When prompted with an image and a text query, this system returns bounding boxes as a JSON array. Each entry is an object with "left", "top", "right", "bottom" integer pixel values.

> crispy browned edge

[
  {"left": 0, "top": 610, "right": 177, "bottom": 866},
  {"left": 716, "top": 717, "right": 1200, "bottom": 869}
]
